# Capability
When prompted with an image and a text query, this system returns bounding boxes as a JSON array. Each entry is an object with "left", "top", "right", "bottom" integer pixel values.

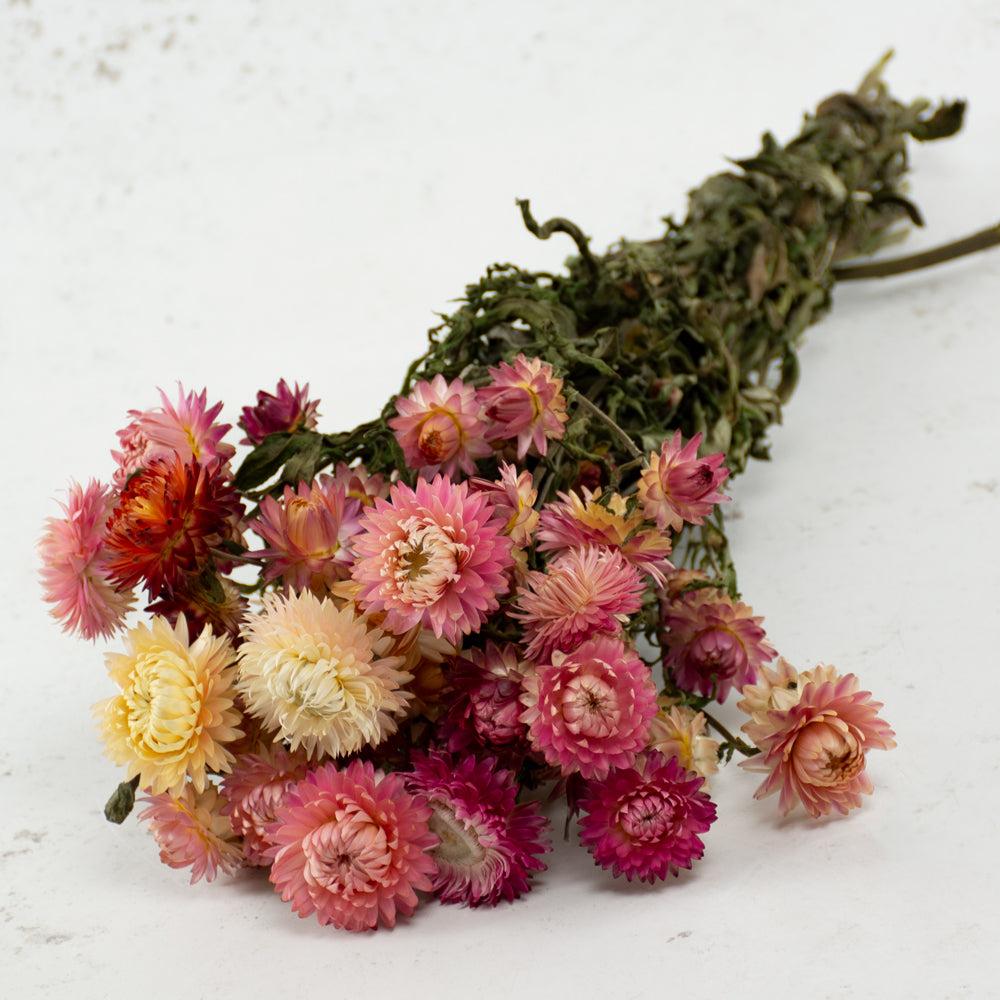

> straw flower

[
  {"left": 638, "top": 431, "right": 729, "bottom": 532},
  {"left": 648, "top": 702, "right": 720, "bottom": 781},
  {"left": 239, "top": 379, "right": 320, "bottom": 444}
]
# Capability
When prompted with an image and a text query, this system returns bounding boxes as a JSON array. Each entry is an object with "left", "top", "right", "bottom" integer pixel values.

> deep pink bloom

[
  {"left": 112, "top": 384, "right": 235, "bottom": 486},
  {"left": 439, "top": 642, "right": 529, "bottom": 754},
  {"left": 269, "top": 760, "right": 438, "bottom": 931},
  {"left": 239, "top": 379, "right": 320, "bottom": 444},
  {"left": 138, "top": 785, "right": 244, "bottom": 884},
  {"left": 536, "top": 486, "right": 673, "bottom": 584},
  {"left": 512, "top": 545, "right": 645, "bottom": 661},
  {"left": 221, "top": 746, "right": 311, "bottom": 865},
  {"left": 389, "top": 375, "right": 491, "bottom": 478},
  {"left": 477, "top": 354, "right": 568, "bottom": 458},
  {"left": 39, "top": 480, "right": 134, "bottom": 640},
  {"left": 577, "top": 752, "right": 717, "bottom": 883},
  {"left": 406, "top": 751, "right": 549, "bottom": 907},
  {"left": 638, "top": 431, "right": 729, "bottom": 532},
  {"left": 741, "top": 667, "right": 896, "bottom": 818},
  {"left": 520, "top": 635, "right": 658, "bottom": 780},
  {"left": 661, "top": 587, "right": 775, "bottom": 701},
  {"left": 351, "top": 476, "right": 513, "bottom": 644},
  {"left": 253, "top": 476, "right": 363, "bottom": 591}
]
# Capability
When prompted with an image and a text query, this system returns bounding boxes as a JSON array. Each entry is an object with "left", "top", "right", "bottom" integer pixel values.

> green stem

[
  {"left": 833, "top": 220, "right": 1000, "bottom": 280},
  {"left": 568, "top": 390, "right": 644, "bottom": 460},
  {"left": 701, "top": 709, "right": 760, "bottom": 758}
]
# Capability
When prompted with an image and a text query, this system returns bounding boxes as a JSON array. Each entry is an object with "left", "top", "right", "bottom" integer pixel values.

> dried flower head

[
  {"left": 39, "top": 479, "right": 134, "bottom": 640},
  {"left": 237, "top": 589, "right": 411, "bottom": 760},
  {"left": 648, "top": 702, "right": 720, "bottom": 781},
  {"left": 389, "top": 374, "right": 490, "bottom": 478},
  {"left": 239, "top": 379, "right": 320, "bottom": 444},
  {"left": 352, "top": 476, "right": 513, "bottom": 644},
  {"left": 97, "top": 616, "right": 242, "bottom": 795},
  {"left": 639, "top": 431, "right": 729, "bottom": 532},
  {"left": 328, "top": 461, "right": 389, "bottom": 508},
  {"left": 471, "top": 462, "right": 539, "bottom": 548},
  {"left": 269, "top": 760, "right": 438, "bottom": 931}
]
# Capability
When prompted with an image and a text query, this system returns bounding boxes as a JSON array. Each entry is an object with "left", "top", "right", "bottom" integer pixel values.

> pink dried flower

[
  {"left": 661, "top": 587, "right": 775, "bottom": 701},
  {"left": 513, "top": 545, "right": 645, "bottom": 661},
  {"left": 648, "top": 702, "right": 720, "bottom": 781},
  {"left": 471, "top": 462, "right": 538, "bottom": 548},
  {"left": 638, "top": 431, "right": 729, "bottom": 532},
  {"left": 239, "top": 379, "right": 320, "bottom": 445},
  {"left": 536, "top": 486, "right": 673, "bottom": 584},
  {"left": 406, "top": 751, "right": 549, "bottom": 907},
  {"left": 351, "top": 476, "right": 513, "bottom": 644},
  {"left": 329, "top": 461, "right": 389, "bottom": 508},
  {"left": 520, "top": 634, "right": 658, "bottom": 780},
  {"left": 439, "top": 642, "right": 529, "bottom": 754},
  {"left": 740, "top": 666, "right": 896, "bottom": 818},
  {"left": 577, "top": 752, "right": 717, "bottom": 883},
  {"left": 112, "top": 384, "right": 235, "bottom": 486},
  {"left": 39, "top": 480, "right": 134, "bottom": 640},
  {"left": 138, "top": 784, "right": 244, "bottom": 884},
  {"left": 253, "top": 476, "right": 363, "bottom": 592},
  {"left": 389, "top": 375, "right": 490, "bottom": 478},
  {"left": 269, "top": 760, "right": 438, "bottom": 931},
  {"left": 477, "top": 354, "right": 568, "bottom": 458},
  {"left": 221, "top": 745, "right": 311, "bottom": 865}
]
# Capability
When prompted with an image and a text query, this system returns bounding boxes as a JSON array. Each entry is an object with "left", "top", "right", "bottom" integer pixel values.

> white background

[{"left": 2, "top": 2, "right": 999, "bottom": 997}]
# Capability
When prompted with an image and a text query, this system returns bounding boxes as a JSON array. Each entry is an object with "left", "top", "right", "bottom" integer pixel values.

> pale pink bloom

[
  {"left": 661, "top": 587, "right": 775, "bottom": 701},
  {"left": 221, "top": 746, "right": 311, "bottom": 865},
  {"left": 512, "top": 545, "right": 645, "bottom": 661},
  {"left": 520, "top": 635, "right": 658, "bottom": 779},
  {"left": 253, "top": 476, "right": 363, "bottom": 591},
  {"left": 471, "top": 462, "right": 538, "bottom": 547},
  {"left": 406, "top": 751, "right": 549, "bottom": 907},
  {"left": 578, "top": 752, "right": 716, "bottom": 883},
  {"left": 239, "top": 379, "right": 320, "bottom": 444},
  {"left": 269, "top": 760, "right": 438, "bottom": 931},
  {"left": 138, "top": 784, "right": 243, "bottom": 884},
  {"left": 328, "top": 461, "right": 389, "bottom": 508},
  {"left": 736, "top": 657, "right": 803, "bottom": 717},
  {"left": 439, "top": 642, "right": 529, "bottom": 754},
  {"left": 112, "top": 384, "right": 235, "bottom": 486},
  {"left": 39, "top": 480, "right": 134, "bottom": 640},
  {"left": 389, "top": 375, "right": 491, "bottom": 478},
  {"left": 351, "top": 476, "right": 513, "bottom": 644},
  {"left": 638, "top": 431, "right": 729, "bottom": 532},
  {"left": 648, "top": 702, "right": 720, "bottom": 781},
  {"left": 741, "top": 667, "right": 896, "bottom": 818},
  {"left": 536, "top": 486, "right": 673, "bottom": 584},
  {"left": 477, "top": 354, "right": 568, "bottom": 458}
]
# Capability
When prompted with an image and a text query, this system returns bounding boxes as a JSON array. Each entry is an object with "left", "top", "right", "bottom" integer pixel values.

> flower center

[
  {"left": 417, "top": 408, "right": 464, "bottom": 463},
  {"left": 387, "top": 518, "right": 467, "bottom": 607},
  {"left": 428, "top": 801, "right": 486, "bottom": 868},
  {"left": 617, "top": 788, "right": 678, "bottom": 843},
  {"left": 561, "top": 673, "right": 620, "bottom": 738},
  {"left": 125, "top": 650, "right": 201, "bottom": 754},
  {"left": 303, "top": 815, "right": 389, "bottom": 893},
  {"left": 793, "top": 720, "right": 864, "bottom": 786}
]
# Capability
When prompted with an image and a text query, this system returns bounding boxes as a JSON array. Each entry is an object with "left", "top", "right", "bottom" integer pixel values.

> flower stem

[
  {"left": 833, "top": 220, "right": 1000, "bottom": 280},
  {"left": 568, "top": 390, "right": 644, "bottom": 460},
  {"left": 701, "top": 709, "right": 760, "bottom": 758}
]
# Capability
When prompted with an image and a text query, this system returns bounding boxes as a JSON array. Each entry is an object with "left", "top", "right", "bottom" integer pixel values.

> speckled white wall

[{"left": 2, "top": 2, "right": 999, "bottom": 997}]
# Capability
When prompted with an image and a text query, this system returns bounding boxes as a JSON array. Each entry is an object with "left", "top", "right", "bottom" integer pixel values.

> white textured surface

[{"left": 3, "top": 2, "right": 999, "bottom": 997}]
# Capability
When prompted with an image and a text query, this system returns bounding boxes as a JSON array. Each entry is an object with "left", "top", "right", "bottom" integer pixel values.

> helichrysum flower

[
  {"left": 638, "top": 431, "right": 729, "bottom": 532},
  {"left": 236, "top": 589, "right": 411, "bottom": 760},
  {"left": 661, "top": 587, "right": 775, "bottom": 701},
  {"left": 328, "top": 461, "right": 389, "bottom": 508},
  {"left": 352, "top": 476, "right": 513, "bottom": 644},
  {"left": 520, "top": 635, "right": 658, "bottom": 780},
  {"left": 740, "top": 665, "right": 896, "bottom": 818},
  {"left": 38, "top": 479, "right": 134, "bottom": 640},
  {"left": 536, "top": 487, "right": 673, "bottom": 584},
  {"left": 471, "top": 462, "right": 539, "bottom": 548},
  {"left": 239, "top": 378, "right": 320, "bottom": 444},
  {"left": 269, "top": 760, "right": 438, "bottom": 931},
  {"left": 221, "top": 745, "right": 311, "bottom": 865},
  {"left": 406, "top": 751, "right": 549, "bottom": 907},
  {"left": 389, "top": 374, "right": 490, "bottom": 478},
  {"left": 104, "top": 457, "right": 244, "bottom": 597},
  {"left": 97, "top": 616, "right": 242, "bottom": 795},
  {"left": 253, "top": 476, "right": 363, "bottom": 592},
  {"left": 577, "top": 752, "right": 717, "bottom": 883},
  {"left": 138, "top": 784, "right": 243, "bottom": 884},
  {"left": 439, "top": 642, "right": 529, "bottom": 754},
  {"left": 477, "top": 354, "right": 568, "bottom": 458},
  {"left": 648, "top": 702, "right": 720, "bottom": 781},
  {"left": 513, "top": 545, "right": 644, "bottom": 661},
  {"left": 736, "top": 656, "right": 802, "bottom": 717},
  {"left": 112, "top": 384, "right": 235, "bottom": 486}
]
